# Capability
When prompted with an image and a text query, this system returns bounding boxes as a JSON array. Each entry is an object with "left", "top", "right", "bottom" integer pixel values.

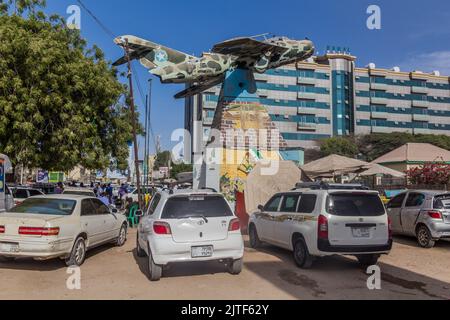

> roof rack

[{"left": 294, "top": 182, "right": 369, "bottom": 190}]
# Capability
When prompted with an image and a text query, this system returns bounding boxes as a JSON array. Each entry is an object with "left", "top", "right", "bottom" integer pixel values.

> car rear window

[
  {"left": 434, "top": 194, "right": 450, "bottom": 209},
  {"left": 13, "top": 189, "right": 28, "bottom": 199},
  {"left": 161, "top": 195, "right": 233, "bottom": 219},
  {"left": 327, "top": 193, "right": 385, "bottom": 217},
  {"left": 10, "top": 198, "right": 76, "bottom": 216}
]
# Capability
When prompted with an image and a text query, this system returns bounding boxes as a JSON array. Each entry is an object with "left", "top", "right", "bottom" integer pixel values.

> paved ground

[{"left": 1, "top": 229, "right": 449, "bottom": 300}]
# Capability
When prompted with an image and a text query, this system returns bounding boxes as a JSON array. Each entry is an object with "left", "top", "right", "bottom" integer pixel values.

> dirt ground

[{"left": 1, "top": 229, "right": 449, "bottom": 300}]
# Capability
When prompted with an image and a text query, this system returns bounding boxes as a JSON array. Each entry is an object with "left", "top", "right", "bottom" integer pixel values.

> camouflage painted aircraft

[{"left": 113, "top": 35, "right": 315, "bottom": 99}]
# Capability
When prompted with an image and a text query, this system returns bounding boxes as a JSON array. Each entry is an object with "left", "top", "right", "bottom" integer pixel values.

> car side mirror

[
  {"left": 258, "top": 204, "right": 264, "bottom": 211},
  {"left": 135, "top": 210, "right": 144, "bottom": 217},
  {"left": 111, "top": 208, "right": 118, "bottom": 214}
]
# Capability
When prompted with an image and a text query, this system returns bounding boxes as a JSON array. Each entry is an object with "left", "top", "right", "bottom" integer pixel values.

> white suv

[
  {"left": 136, "top": 189, "right": 244, "bottom": 281},
  {"left": 248, "top": 183, "right": 392, "bottom": 268}
]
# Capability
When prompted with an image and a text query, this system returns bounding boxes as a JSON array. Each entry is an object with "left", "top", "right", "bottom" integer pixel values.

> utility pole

[
  {"left": 144, "top": 94, "right": 149, "bottom": 188},
  {"left": 147, "top": 79, "right": 153, "bottom": 186},
  {"left": 123, "top": 38, "right": 143, "bottom": 210}
]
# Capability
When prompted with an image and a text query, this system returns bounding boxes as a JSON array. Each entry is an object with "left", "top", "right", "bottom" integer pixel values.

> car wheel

[
  {"left": 136, "top": 232, "right": 147, "bottom": 257},
  {"left": 146, "top": 245, "right": 162, "bottom": 281},
  {"left": 115, "top": 224, "right": 127, "bottom": 247},
  {"left": 416, "top": 225, "right": 435, "bottom": 248},
  {"left": 249, "top": 224, "right": 262, "bottom": 248},
  {"left": 65, "top": 237, "right": 86, "bottom": 267},
  {"left": 293, "top": 238, "right": 313, "bottom": 269},
  {"left": 227, "top": 258, "right": 243, "bottom": 275},
  {"left": 356, "top": 254, "right": 380, "bottom": 267}
]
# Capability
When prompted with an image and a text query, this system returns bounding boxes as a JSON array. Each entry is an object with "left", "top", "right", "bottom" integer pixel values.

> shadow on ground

[
  {"left": 0, "top": 243, "right": 116, "bottom": 272},
  {"left": 131, "top": 248, "right": 230, "bottom": 279},
  {"left": 243, "top": 240, "right": 450, "bottom": 300}
]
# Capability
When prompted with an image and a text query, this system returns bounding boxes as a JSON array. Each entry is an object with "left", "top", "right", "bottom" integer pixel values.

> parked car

[
  {"left": 0, "top": 195, "right": 128, "bottom": 266},
  {"left": 62, "top": 188, "right": 96, "bottom": 197},
  {"left": 248, "top": 182, "right": 392, "bottom": 268},
  {"left": 386, "top": 190, "right": 450, "bottom": 248},
  {"left": 9, "top": 187, "right": 45, "bottom": 206},
  {"left": 136, "top": 189, "right": 244, "bottom": 281},
  {"left": 1, "top": 185, "right": 14, "bottom": 213}
]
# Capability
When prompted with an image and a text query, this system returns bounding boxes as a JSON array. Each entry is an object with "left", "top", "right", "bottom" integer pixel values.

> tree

[
  {"left": 170, "top": 163, "right": 193, "bottom": 179},
  {"left": 406, "top": 163, "right": 450, "bottom": 186},
  {"left": 153, "top": 151, "right": 171, "bottom": 170},
  {"left": 0, "top": 1, "right": 139, "bottom": 172},
  {"left": 320, "top": 137, "right": 359, "bottom": 158},
  {"left": 358, "top": 133, "right": 450, "bottom": 162}
]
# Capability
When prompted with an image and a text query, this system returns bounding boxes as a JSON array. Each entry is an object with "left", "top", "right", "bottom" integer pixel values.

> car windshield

[
  {"left": 161, "top": 195, "right": 233, "bottom": 219},
  {"left": 9, "top": 198, "right": 76, "bottom": 216},
  {"left": 327, "top": 193, "right": 385, "bottom": 217},
  {"left": 64, "top": 191, "right": 94, "bottom": 196},
  {"left": 434, "top": 194, "right": 450, "bottom": 209}
]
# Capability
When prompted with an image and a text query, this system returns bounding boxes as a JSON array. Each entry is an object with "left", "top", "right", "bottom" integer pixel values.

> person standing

[
  {"left": 106, "top": 183, "right": 113, "bottom": 204},
  {"left": 55, "top": 182, "right": 64, "bottom": 194}
]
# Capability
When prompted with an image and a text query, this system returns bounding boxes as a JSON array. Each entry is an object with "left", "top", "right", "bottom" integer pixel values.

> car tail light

[
  {"left": 14, "top": 200, "right": 22, "bottom": 206},
  {"left": 153, "top": 222, "right": 172, "bottom": 235},
  {"left": 427, "top": 210, "right": 443, "bottom": 220},
  {"left": 228, "top": 218, "right": 241, "bottom": 232},
  {"left": 18, "top": 227, "right": 60, "bottom": 236},
  {"left": 0, "top": 226, "right": 4, "bottom": 234},
  {"left": 388, "top": 216, "right": 393, "bottom": 240},
  {"left": 318, "top": 215, "right": 328, "bottom": 240}
]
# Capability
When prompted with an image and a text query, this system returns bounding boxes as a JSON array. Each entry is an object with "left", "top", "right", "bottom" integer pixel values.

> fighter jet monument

[{"left": 114, "top": 35, "right": 315, "bottom": 192}]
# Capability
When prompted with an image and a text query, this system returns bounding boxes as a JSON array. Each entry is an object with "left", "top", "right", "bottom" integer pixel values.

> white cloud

[{"left": 400, "top": 51, "right": 450, "bottom": 76}]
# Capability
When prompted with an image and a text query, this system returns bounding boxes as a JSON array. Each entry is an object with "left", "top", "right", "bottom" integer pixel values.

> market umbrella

[
  {"left": 300, "top": 154, "right": 369, "bottom": 179},
  {"left": 359, "top": 163, "right": 405, "bottom": 177}
]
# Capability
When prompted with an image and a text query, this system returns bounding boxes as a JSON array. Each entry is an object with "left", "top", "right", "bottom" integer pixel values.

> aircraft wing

[
  {"left": 174, "top": 75, "right": 225, "bottom": 99},
  {"left": 212, "top": 37, "right": 287, "bottom": 59}
]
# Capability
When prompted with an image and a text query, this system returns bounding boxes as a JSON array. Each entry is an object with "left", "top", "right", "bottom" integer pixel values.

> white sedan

[
  {"left": 0, "top": 195, "right": 128, "bottom": 266},
  {"left": 136, "top": 189, "right": 244, "bottom": 281}
]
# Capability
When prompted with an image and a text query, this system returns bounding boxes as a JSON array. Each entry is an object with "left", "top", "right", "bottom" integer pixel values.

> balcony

[
  {"left": 297, "top": 122, "right": 317, "bottom": 131},
  {"left": 412, "top": 112, "right": 429, "bottom": 122},
  {"left": 297, "top": 107, "right": 316, "bottom": 115},
  {"left": 254, "top": 73, "right": 268, "bottom": 82},
  {"left": 370, "top": 82, "right": 388, "bottom": 91},
  {"left": 297, "top": 77, "right": 316, "bottom": 85},
  {"left": 414, "top": 128, "right": 432, "bottom": 135},
  {"left": 257, "top": 89, "right": 268, "bottom": 97},
  {"left": 298, "top": 92, "right": 317, "bottom": 100},
  {"left": 370, "top": 97, "right": 388, "bottom": 105},
  {"left": 371, "top": 111, "right": 388, "bottom": 119},
  {"left": 412, "top": 100, "right": 429, "bottom": 108},
  {"left": 411, "top": 86, "right": 429, "bottom": 94},
  {"left": 203, "top": 101, "right": 218, "bottom": 109}
]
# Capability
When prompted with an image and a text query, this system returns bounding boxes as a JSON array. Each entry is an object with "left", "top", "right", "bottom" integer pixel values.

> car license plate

[
  {"left": 352, "top": 228, "right": 370, "bottom": 238},
  {"left": 191, "top": 246, "right": 213, "bottom": 258},
  {"left": 0, "top": 242, "right": 19, "bottom": 253}
]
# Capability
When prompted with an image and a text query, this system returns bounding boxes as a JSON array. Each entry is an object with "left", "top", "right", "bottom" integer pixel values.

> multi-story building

[{"left": 184, "top": 51, "right": 450, "bottom": 157}]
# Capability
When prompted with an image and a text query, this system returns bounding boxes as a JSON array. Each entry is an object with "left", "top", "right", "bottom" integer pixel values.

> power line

[
  {"left": 76, "top": 0, "right": 116, "bottom": 39},
  {"left": 77, "top": 0, "right": 158, "bottom": 154}
]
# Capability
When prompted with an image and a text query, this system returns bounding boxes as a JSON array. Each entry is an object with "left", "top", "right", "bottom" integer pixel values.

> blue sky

[{"left": 44, "top": 0, "right": 450, "bottom": 154}]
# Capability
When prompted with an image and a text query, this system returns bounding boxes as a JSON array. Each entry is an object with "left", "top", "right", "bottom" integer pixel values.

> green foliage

[
  {"left": 170, "top": 163, "right": 193, "bottom": 179},
  {"left": 0, "top": 3, "right": 139, "bottom": 171},
  {"left": 358, "top": 133, "right": 450, "bottom": 162},
  {"left": 320, "top": 136, "right": 359, "bottom": 158},
  {"left": 154, "top": 151, "right": 171, "bottom": 170}
]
